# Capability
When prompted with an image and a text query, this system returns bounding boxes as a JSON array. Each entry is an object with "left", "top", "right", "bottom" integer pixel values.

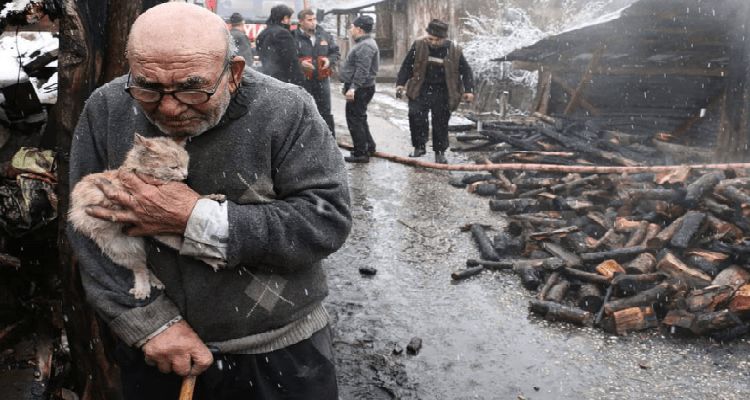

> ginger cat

[{"left": 69, "top": 133, "right": 225, "bottom": 299}]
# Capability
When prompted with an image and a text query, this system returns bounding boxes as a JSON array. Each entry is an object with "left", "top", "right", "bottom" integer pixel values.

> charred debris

[{"left": 449, "top": 0, "right": 750, "bottom": 342}]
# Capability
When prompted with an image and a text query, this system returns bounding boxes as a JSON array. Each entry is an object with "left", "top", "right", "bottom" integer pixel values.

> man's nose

[{"left": 157, "top": 93, "right": 189, "bottom": 116}]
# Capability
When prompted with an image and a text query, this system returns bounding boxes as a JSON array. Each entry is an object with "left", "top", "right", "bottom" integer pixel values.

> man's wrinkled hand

[
  {"left": 463, "top": 93, "right": 474, "bottom": 103},
  {"left": 85, "top": 169, "right": 201, "bottom": 236},
  {"left": 142, "top": 320, "right": 213, "bottom": 376}
]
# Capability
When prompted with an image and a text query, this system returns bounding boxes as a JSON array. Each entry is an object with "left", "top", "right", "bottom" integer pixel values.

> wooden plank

[
  {"left": 512, "top": 60, "right": 729, "bottom": 78},
  {"left": 552, "top": 75, "right": 602, "bottom": 117},
  {"left": 564, "top": 51, "right": 602, "bottom": 115}
]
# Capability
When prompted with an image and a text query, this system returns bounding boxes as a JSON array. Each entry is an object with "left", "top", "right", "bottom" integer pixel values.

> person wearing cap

[
  {"left": 229, "top": 12, "right": 256, "bottom": 67},
  {"left": 256, "top": 4, "right": 305, "bottom": 86},
  {"left": 294, "top": 8, "right": 340, "bottom": 136},
  {"left": 338, "top": 15, "right": 379, "bottom": 163},
  {"left": 396, "top": 18, "right": 474, "bottom": 164}
]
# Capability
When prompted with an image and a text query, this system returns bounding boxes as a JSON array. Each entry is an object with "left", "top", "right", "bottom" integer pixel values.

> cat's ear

[{"left": 133, "top": 132, "right": 145, "bottom": 145}]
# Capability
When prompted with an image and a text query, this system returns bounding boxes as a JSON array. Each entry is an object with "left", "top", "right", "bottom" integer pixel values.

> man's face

[
  {"left": 349, "top": 24, "right": 360, "bottom": 38},
  {"left": 128, "top": 55, "right": 234, "bottom": 138},
  {"left": 300, "top": 14, "right": 316, "bottom": 32},
  {"left": 427, "top": 34, "right": 446, "bottom": 48}
]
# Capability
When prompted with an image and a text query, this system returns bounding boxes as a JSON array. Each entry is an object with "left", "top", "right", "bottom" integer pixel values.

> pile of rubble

[{"left": 451, "top": 115, "right": 750, "bottom": 341}]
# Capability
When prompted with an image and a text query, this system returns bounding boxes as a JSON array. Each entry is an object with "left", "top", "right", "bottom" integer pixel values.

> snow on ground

[{"left": 0, "top": 30, "right": 58, "bottom": 104}]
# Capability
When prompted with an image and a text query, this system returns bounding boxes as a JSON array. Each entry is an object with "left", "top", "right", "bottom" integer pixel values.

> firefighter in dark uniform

[
  {"left": 396, "top": 19, "right": 474, "bottom": 164},
  {"left": 294, "top": 8, "right": 340, "bottom": 136}
]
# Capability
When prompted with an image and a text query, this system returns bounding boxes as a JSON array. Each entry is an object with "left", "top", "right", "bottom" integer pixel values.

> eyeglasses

[{"left": 124, "top": 63, "right": 230, "bottom": 105}]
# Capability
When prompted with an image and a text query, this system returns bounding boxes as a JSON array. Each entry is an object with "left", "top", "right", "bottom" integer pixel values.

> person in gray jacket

[
  {"left": 67, "top": 3, "right": 350, "bottom": 399},
  {"left": 338, "top": 15, "right": 379, "bottom": 163}
]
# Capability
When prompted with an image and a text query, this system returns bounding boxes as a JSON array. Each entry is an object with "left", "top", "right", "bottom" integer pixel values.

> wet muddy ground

[{"left": 323, "top": 83, "right": 750, "bottom": 399}]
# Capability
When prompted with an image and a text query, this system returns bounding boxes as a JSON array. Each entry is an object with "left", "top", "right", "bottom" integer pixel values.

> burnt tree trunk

[
  {"left": 716, "top": 1, "right": 750, "bottom": 162},
  {"left": 56, "top": 1, "right": 166, "bottom": 399}
]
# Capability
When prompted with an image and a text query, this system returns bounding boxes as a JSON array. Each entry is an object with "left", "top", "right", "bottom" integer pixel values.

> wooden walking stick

[{"left": 179, "top": 376, "right": 197, "bottom": 400}]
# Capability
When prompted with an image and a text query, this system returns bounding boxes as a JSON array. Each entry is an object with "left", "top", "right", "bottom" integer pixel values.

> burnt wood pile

[{"left": 452, "top": 116, "right": 750, "bottom": 340}]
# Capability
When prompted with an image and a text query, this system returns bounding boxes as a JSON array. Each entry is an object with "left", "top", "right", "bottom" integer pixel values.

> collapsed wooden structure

[{"left": 500, "top": 0, "right": 750, "bottom": 163}]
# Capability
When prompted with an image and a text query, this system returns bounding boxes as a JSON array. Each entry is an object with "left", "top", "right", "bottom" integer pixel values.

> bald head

[{"left": 127, "top": 3, "right": 232, "bottom": 64}]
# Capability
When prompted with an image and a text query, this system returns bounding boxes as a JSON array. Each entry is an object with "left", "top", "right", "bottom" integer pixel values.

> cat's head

[{"left": 125, "top": 133, "right": 190, "bottom": 181}]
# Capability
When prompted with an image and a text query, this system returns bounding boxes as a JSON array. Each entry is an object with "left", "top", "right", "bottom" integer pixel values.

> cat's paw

[
  {"left": 204, "top": 258, "right": 227, "bottom": 271},
  {"left": 150, "top": 273, "right": 165, "bottom": 290},
  {"left": 205, "top": 194, "right": 226, "bottom": 203},
  {"left": 130, "top": 285, "right": 151, "bottom": 300}
]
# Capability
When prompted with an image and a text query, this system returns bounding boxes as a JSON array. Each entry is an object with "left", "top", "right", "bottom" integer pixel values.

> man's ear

[{"left": 229, "top": 56, "right": 246, "bottom": 92}]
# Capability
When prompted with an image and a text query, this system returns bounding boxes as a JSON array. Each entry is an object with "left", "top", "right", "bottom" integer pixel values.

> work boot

[
  {"left": 345, "top": 154, "right": 369, "bottom": 163},
  {"left": 435, "top": 151, "right": 447, "bottom": 164},
  {"left": 409, "top": 147, "right": 426, "bottom": 157}
]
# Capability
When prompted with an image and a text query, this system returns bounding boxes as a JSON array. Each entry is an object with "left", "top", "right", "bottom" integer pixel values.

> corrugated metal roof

[{"left": 325, "top": 0, "right": 389, "bottom": 14}]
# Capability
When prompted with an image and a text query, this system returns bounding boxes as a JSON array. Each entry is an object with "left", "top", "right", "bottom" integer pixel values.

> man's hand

[
  {"left": 345, "top": 89, "right": 355, "bottom": 102},
  {"left": 320, "top": 57, "right": 330, "bottom": 70},
  {"left": 300, "top": 58, "right": 314, "bottom": 72},
  {"left": 85, "top": 170, "right": 201, "bottom": 236},
  {"left": 463, "top": 93, "right": 474, "bottom": 103},
  {"left": 142, "top": 320, "right": 213, "bottom": 376},
  {"left": 395, "top": 85, "right": 405, "bottom": 99}
]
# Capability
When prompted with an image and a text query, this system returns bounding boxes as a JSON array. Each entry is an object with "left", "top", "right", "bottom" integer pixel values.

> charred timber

[
  {"left": 579, "top": 246, "right": 650, "bottom": 263},
  {"left": 482, "top": 130, "right": 543, "bottom": 153},
  {"left": 470, "top": 224, "right": 500, "bottom": 261},
  {"left": 578, "top": 283, "right": 604, "bottom": 313},
  {"left": 681, "top": 172, "right": 725, "bottom": 209},
  {"left": 538, "top": 271, "right": 562, "bottom": 301},
  {"left": 601, "top": 306, "right": 660, "bottom": 334},
  {"left": 489, "top": 198, "right": 538, "bottom": 214},
  {"left": 465, "top": 257, "right": 565, "bottom": 272},
  {"left": 691, "top": 309, "right": 740, "bottom": 335},
  {"left": 624, "top": 188, "right": 685, "bottom": 202},
  {"left": 657, "top": 252, "right": 713, "bottom": 287},
  {"left": 604, "top": 281, "right": 684, "bottom": 315},
  {"left": 622, "top": 252, "right": 657, "bottom": 275},
  {"left": 542, "top": 242, "right": 583, "bottom": 267},
  {"left": 563, "top": 267, "right": 613, "bottom": 285},
  {"left": 611, "top": 273, "right": 667, "bottom": 297},
  {"left": 529, "top": 300, "right": 593, "bottom": 326},
  {"left": 451, "top": 266, "right": 485, "bottom": 280},
  {"left": 669, "top": 211, "right": 706, "bottom": 250}
]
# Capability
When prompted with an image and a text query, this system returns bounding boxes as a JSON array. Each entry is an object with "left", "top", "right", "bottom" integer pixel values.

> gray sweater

[
  {"left": 68, "top": 68, "right": 352, "bottom": 353},
  {"left": 338, "top": 34, "right": 379, "bottom": 90}
]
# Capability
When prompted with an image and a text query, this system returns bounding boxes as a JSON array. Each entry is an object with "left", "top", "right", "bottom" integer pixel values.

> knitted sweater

[{"left": 68, "top": 68, "right": 352, "bottom": 353}]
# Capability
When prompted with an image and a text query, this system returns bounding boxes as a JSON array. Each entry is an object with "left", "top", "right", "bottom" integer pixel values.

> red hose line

[{"left": 337, "top": 141, "right": 750, "bottom": 173}]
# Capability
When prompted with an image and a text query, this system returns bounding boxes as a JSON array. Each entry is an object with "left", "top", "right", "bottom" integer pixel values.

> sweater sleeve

[
  {"left": 458, "top": 52, "right": 475, "bottom": 93},
  {"left": 396, "top": 44, "right": 416, "bottom": 86},
  {"left": 68, "top": 93, "right": 182, "bottom": 347}
]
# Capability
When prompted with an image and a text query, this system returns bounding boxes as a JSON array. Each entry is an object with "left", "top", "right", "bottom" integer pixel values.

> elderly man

[
  {"left": 67, "top": 3, "right": 351, "bottom": 399},
  {"left": 396, "top": 19, "right": 474, "bottom": 164}
]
